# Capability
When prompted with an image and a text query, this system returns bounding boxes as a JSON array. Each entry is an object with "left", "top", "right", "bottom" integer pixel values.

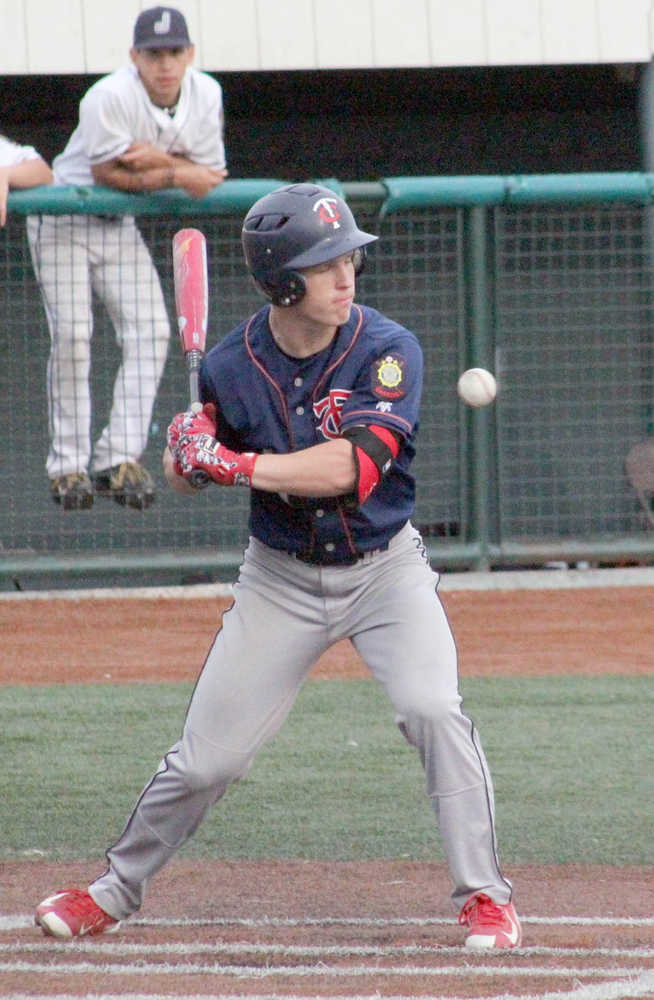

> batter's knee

[
  {"left": 397, "top": 686, "right": 461, "bottom": 727},
  {"left": 172, "top": 730, "right": 254, "bottom": 795},
  {"left": 395, "top": 693, "right": 465, "bottom": 745}
]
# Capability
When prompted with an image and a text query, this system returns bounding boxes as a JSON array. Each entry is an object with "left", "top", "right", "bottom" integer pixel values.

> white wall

[{"left": 3, "top": 0, "right": 653, "bottom": 74}]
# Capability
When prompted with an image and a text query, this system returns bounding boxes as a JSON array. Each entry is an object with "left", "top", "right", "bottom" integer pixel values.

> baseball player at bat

[
  {"left": 35, "top": 184, "right": 522, "bottom": 950},
  {"left": 27, "top": 6, "right": 227, "bottom": 511}
]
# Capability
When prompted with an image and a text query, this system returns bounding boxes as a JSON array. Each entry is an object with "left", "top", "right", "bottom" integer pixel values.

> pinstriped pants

[{"left": 26, "top": 213, "right": 170, "bottom": 477}]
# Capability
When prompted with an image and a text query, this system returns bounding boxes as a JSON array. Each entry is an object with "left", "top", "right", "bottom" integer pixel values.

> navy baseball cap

[{"left": 133, "top": 6, "right": 192, "bottom": 49}]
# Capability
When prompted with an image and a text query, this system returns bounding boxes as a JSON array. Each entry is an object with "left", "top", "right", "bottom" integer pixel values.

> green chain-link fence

[{"left": 2, "top": 176, "right": 653, "bottom": 589}]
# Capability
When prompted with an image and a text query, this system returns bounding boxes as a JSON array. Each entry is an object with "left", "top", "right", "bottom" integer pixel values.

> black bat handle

[
  {"left": 189, "top": 469, "right": 211, "bottom": 489},
  {"left": 187, "top": 403, "right": 211, "bottom": 488},
  {"left": 187, "top": 351, "right": 203, "bottom": 403},
  {"left": 186, "top": 352, "right": 211, "bottom": 490}
]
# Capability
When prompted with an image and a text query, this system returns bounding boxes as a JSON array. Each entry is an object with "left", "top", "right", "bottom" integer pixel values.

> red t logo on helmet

[{"left": 313, "top": 197, "right": 341, "bottom": 229}]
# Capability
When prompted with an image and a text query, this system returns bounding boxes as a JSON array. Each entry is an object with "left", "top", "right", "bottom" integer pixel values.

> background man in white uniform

[
  {"left": 27, "top": 6, "right": 227, "bottom": 510},
  {"left": 0, "top": 134, "right": 52, "bottom": 226}
]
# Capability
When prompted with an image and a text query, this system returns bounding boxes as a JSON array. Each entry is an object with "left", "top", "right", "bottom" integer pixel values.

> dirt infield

[
  {"left": 4, "top": 859, "right": 654, "bottom": 997},
  {"left": 2, "top": 580, "right": 653, "bottom": 999},
  {"left": 2, "top": 584, "right": 652, "bottom": 685}
]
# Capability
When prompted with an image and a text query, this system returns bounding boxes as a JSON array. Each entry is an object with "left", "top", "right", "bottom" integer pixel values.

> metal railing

[{"left": 2, "top": 175, "right": 653, "bottom": 588}]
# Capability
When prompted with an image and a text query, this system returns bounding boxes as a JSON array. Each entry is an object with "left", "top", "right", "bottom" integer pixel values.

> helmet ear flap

[
  {"left": 249, "top": 270, "right": 306, "bottom": 307},
  {"left": 353, "top": 246, "right": 367, "bottom": 276},
  {"left": 270, "top": 270, "right": 306, "bottom": 307}
]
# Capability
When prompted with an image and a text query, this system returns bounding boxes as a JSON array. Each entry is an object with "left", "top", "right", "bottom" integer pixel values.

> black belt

[{"left": 291, "top": 542, "right": 389, "bottom": 567}]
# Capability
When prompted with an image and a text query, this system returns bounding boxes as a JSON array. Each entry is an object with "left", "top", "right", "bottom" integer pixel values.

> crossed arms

[{"left": 92, "top": 143, "right": 227, "bottom": 198}]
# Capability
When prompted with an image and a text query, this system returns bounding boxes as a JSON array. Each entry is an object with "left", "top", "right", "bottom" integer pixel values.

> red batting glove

[
  {"left": 167, "top": 403, "right": 217, "bottom": 461},
  {"left": 176, "top": 433, "right": 257, "bottom": 486},
  {"left": 166, "top": 412, "right": 190, "bottom": 457},
  {"left": 183, "top": 402, "right": 217, "bottom": 438}
]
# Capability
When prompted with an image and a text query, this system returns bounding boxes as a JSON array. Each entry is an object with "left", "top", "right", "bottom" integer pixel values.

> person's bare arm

[
  {"left": 251, "top": 439, "right": 355, "bottom": 496},
  {"left": 0, "top": 157, "right": 53, "bottom": 226},
  {"left": 117, "top": 143, "right": 174, "bottom": 172},
  {"left": 92, "top": 144, "right": 227, "bottom": 198},
  {"left": 6, "top": 157, "right": 53, "bottom": 189},
  {"left": 163, "top": 438, "right": 355, "bottom": 497}
]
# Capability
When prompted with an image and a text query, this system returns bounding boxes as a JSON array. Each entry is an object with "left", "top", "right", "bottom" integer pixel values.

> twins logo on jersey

[{"left": 314, "top": 389, "right": 351, "bottom": 439}]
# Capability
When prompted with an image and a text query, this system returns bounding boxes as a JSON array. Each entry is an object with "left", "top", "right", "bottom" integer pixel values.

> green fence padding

[
  {"left": 7, "top": 178, "right": 291, "bottom": 217},
  {"left": 380, "top": 176, "right": 506, "bottom": 214},
  {"left": 503, "top": 172, "right": 654, "bottom": 204},
  {"left": 379, "top": 172, "right": 654, "bottom": 215}
]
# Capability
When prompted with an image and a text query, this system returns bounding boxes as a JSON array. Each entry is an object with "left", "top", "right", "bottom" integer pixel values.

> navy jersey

[{"left": 200, "top": 303, "right": 423, "bottom": 563}]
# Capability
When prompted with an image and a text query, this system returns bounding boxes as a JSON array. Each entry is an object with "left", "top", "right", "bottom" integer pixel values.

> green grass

[{"left": 3, "top": 676, "right": 652, "bottom": 864}]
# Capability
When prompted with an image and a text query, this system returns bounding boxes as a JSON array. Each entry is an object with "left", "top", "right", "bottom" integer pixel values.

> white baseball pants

[{"left": 27, "top": 214, "right": 170, "bottom": 477}]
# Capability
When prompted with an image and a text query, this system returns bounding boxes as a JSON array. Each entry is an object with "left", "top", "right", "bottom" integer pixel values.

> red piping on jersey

[
  {"left": 336, "top": 502, "right": 357, "bottom": 556},
  {"left": 312, "top": 305, "right": 364, "bottom": 403},
  {"left": 345, "top": 407, "right": 413, "bottom": 435},
  {"left": 244, "top": 312, "right": 296, "bottom": 449}
]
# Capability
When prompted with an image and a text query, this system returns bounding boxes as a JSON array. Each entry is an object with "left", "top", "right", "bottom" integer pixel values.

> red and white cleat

[
  {"left": 35, "top": 889, "right": 119, "bottom": 939},
  {"left": 458, "top": 891, "right": 522, "bottom": 949}
]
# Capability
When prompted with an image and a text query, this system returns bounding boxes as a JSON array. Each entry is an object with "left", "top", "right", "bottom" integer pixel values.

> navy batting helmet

[{"left": 241, "top": 183, "right": 378, "bottom": 306}]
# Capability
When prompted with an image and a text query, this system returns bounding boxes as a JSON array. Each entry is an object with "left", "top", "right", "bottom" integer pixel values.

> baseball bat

[{"left": 172, "top": 227, "right": 211, "bottom": 489}]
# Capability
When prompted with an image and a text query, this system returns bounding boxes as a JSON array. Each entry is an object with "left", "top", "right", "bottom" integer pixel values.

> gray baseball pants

[{"left": 90, "top": 521, "right": 512, "bottom": 919}]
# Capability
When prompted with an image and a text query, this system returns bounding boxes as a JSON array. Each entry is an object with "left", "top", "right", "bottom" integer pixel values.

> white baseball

[{"left": 457, "top": 368, "right": 497, "bottom": 407}]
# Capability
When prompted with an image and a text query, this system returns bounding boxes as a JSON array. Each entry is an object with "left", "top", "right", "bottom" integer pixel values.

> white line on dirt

[
  {"left": 0, "top": 959, "right": 650, "bottom": 979},
  {"left": 3, "top": 918, "right": 653, "bottom": 1000},
  {"left": 120, "top": 914, "right": 654, "bottom": 928},
  {"left": 2, "top": 913, "right": 654, "bottom": 932},
  {"left": 118, "top": 913, "right": 654, "bottom": 927},
  {"left": 2, "top": 976, "right": 654, "bottom": 1000},
  {"left": 2, "top": 940, "right": 653, "bottom": 961}
]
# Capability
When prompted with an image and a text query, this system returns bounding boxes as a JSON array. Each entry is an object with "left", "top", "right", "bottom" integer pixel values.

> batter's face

[
  {"left": 296, "top": 251, "right": 357, "bottom": 330},
  {"left": 130, "top": 46, "right": 195, "bottom": 108}
]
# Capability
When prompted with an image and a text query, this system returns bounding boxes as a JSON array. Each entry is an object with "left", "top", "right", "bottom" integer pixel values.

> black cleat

[
  {"left": 92, "top": 461, "right": 155, "bottom": 510},
  {"left": 49, "top": 473, "right": 94, "bottom": 510}
]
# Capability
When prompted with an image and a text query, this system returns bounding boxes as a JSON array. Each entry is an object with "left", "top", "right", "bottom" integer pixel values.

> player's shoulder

[
  {"left": 0, "top": 134, "right": 40, "bottom": 167},
  {"left": 357, "top": 303, "right": 422, "bottom": 352},
  {"left": 206, "top": 309, "right": 264, "bottom": 364},
  {"left": 186, "top": 67, "right": 223, "bottom": 101},
  {"left": 203, "top": 313, "right": 261, "bottom": 397},
  {"left": 210, "top": 324, "right": 247, "bottom": 359},
  {"left": 0, "top": 134, "right": 23, "bottom": 160},
  {"left": 80, "top": 66, "right": 137, "bottom": 107},
  {"left": 86, "top": 65, "right": 133, "bottom": 93}
]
